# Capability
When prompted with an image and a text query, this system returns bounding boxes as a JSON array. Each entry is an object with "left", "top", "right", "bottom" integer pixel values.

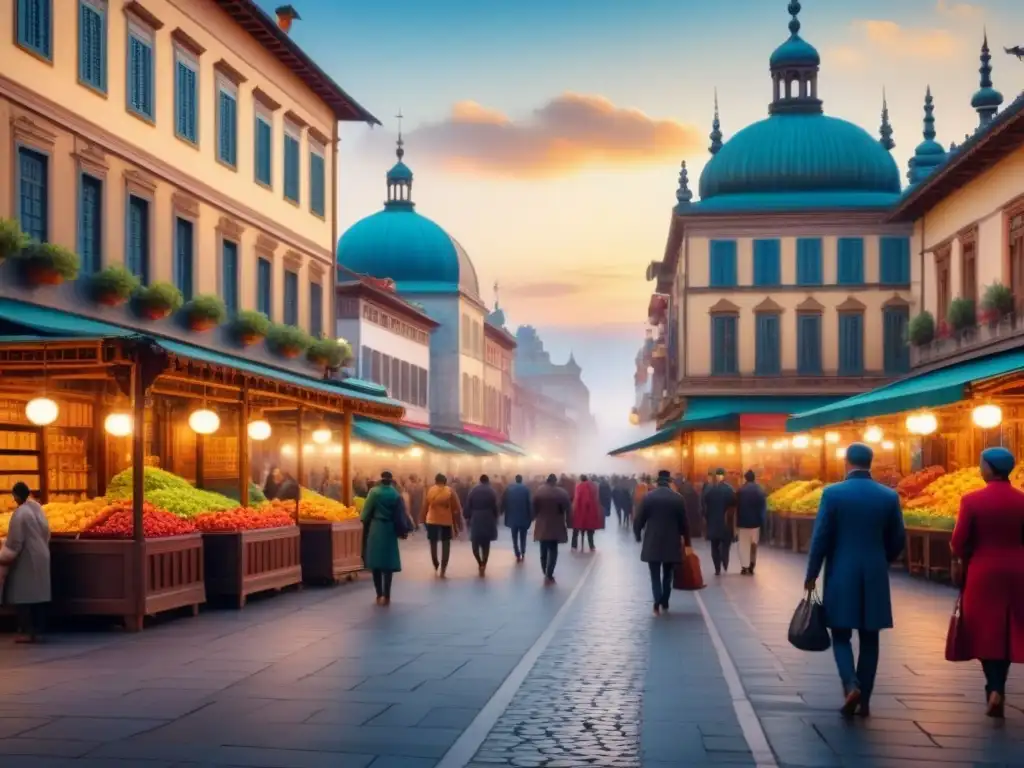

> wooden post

[
  {"left": 240, "top": 382, "right": 250, "bottom": 508},
  {"left": 39, "top": 426, "right": 49, "bottom": 504},
  {"left": 295, "top": 407, "right": 304, "bottom": 520},
  {"left": 131, "top": 360, "right": 146, "bottom": 627},
  {"left": 195, "top": 434, "right": 205, "bottom": 489},
  {"left": 341, "top": 410, "right": 352, "bottom": 505}
]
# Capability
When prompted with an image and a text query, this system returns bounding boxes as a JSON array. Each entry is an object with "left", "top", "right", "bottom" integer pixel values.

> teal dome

[
  {"left": 337, "top": 207, "right": 480, "bottom": 296},
  {"left": 388, "top": 161, "right": 413, "bottom": 182},
  {"left": 972, "top": 86, "right": 1003, "bottom": 110},
  {"left": 698, "top": 114, "right": 901, "bottom": 201},
  {"left": 770, "top": 36, "right": 819, "bottom": 68}
]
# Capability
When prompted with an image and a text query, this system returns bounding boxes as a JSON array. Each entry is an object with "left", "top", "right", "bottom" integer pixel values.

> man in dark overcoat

[
  {"left": 533, "top": 474, "right": 572, "bottom": 584},
  {"left": 502, "top": 474, "right": 533, "bottom": 563},
  {"left": 634, "top": 470, "right": 691, "bottom": 615},
  {"left": 703, "top": 468, "right": 736, "bottom": 575}
]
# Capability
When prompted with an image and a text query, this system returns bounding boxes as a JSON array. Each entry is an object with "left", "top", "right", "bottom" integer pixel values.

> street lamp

[{"left": 972, "top": 404, "right": 1002, "bottom": 430}]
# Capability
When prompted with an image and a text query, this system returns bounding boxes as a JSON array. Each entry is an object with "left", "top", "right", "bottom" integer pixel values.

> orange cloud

[
  {"left": 935, "top": 0, "right": 982, "bottom": 20},
  {"left": 407, "top": 93, "right": 702, "bottom": 178},
  {"left": 856, "top": 20, "right": 962, "bottom": 59}
]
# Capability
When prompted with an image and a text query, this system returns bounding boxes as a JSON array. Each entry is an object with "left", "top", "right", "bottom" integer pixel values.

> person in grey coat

[
  {"left": 0, "top": 482, "right": 51, "bottom": 643},
  {"left": 533, "top": 474, "right": 572, "bottom": 584},
  {"left": 634, "top": 470, "right": 692, "bottom": 615},
  {"left": 703, "top": 468, "right": 736, "bottom": 575},
  {"left": 502, "top": 474, "right": 533, "bottom": 563},
  {"left": 465, "top": 475, "right": 500, "bottom": 576}
]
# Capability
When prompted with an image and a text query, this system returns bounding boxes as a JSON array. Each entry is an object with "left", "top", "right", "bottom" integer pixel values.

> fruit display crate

[
  {"left": 904, "top": 527, "right": 953, "bottom": 583},
  {"left": 202, "top": 526, "right": 302, "bottom": 608},
  {"left": 49, "top": 534, "right": 206, "bottom": 631},
  {"left": 789, "top": 515, "right": 815, "bottom": 554},
  {"left": 768, "top": 510, "right": 790, "bottom": 548},
  {"left": 299, "top": 519, "right": 364, "bottom": 585}
]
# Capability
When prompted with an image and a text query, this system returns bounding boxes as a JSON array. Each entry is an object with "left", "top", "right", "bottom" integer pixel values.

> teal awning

[
  {"left": 787, "top": 349, "right": 1024, "bottom": 432},
  {"left": 0, "top": 300, "right": 135, "bottom": 338},
  {"left": 353, "top": 418, "right": 413, "bottom": 447},
  {"left": 500, "top": 441, "right": 529, "bottom": 456},
  {"left": 437, "top": 432, "right": 503, "bottom": 456},
  {"left": 399, "top": 426, "right": 464, "bottom": 453},
  {"left": 609, "top": 423, "right": 683, "bottom": 456}
]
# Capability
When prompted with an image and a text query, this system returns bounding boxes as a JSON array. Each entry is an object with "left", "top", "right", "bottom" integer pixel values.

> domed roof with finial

[
  {"left": 487, "top": 283, "right": 507, "bottom": 328},
  {"left": 770, "top": 1, "right": 820, "bottom": 69},
  {"left": 709, "top": 90, "right": 723, "bottom": 156},
  {"left": 971, "top": 31, "right": 1003, "bottom": 126},
  {"left": 879, "top": 90, "right": 895, "bottom": 151},
  {"left": 337, "top": 114, "right": 480, "bottom": 298},
  {"left": 908, "top": 87, "right": 947, "bottom": 185}
]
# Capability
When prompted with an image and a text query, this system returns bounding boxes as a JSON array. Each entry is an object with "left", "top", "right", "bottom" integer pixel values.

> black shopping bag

[{"left": 787, "top": 590, "right": 831, "bottom": 652}]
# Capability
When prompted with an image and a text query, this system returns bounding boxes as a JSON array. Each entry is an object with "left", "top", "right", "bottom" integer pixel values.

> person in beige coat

[{"left": 0, "top": 482, "right": 51, "bottom": 643}]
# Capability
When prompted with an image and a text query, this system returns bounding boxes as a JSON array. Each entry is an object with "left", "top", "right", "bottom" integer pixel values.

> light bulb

[
  {"left": 281, "top": 444, "right": 295, "bottom": 457},
  {"left": 312, "top": 427, "right": 332, "bottom": 445},
  {"left": 864, "top": 426, "right": 883, "bottom": 444},
  {"left": 972, "top": 404, "right": 1002, "bottom": 430},
  {"left": 188, "top": 408, "right": 220, "bottom": 435},
  {"left": 409, "top": 446, "right": 424, "bottom": 458},
  {"left": 916, "top": 412, "right": 938, "bottom": 435},
  {"left": 104, "top": 412, "right": 133, "bottom": 437},
  {"left": 247, "top": 419, "right": 272, "bottom": 441},
  {"left": 792, "top": 434, "right": 810, "bottom": 449},
  {"left": 835, "top": 446, "right": 847, "bottom": 460},
  {"left": 882, "top": 440, "right": 895, "bottom": 451},
  {"left": 825, "top": 431, "right": 840, "bottom": 444},
  {"left": 25, "top": 397, "right": 58, "bottom": 426}
]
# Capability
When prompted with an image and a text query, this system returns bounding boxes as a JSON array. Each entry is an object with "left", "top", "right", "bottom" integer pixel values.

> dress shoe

[
  {"left": 987, "top": 692, "right": 1005, "bottom": 718},
  {"left": 840, "top": 687, "right": 862, "bottom": 718}
]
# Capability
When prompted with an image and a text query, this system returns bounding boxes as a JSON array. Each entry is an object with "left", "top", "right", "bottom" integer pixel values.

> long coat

[
  {"left": 950, "top": 480, "right": 1024, "bottom": 662},
  {"left": 502, "top": 482, "right": 533, "bottom": 530},
  {"left": 703, "top": 483, "right": 736, "bottom": 540},
  {"left": 465, "top": 483, "right": 500, "bottom": 543},
  {"left": 805, "top": 470, "right": 905, "bottom": 631},
  {"left": 598, "top": 481, "right": 613, "bottom": 515},
  {"left": 2, "top": 499, "right": 50, "bottom": 605},
  {"left": 736, "top": 482, "right": 767, "bottom": 530},
  {"left": 633, "top": 485, "right": 690, "bottom": 563},
  {"left": 360, "top": 484, "right": 403, "bottom": 572},
  {"left": 572, "top": 481, "right": 604, "bottom": 531},
  {"left": 533, "top": 483, "right": 571, "bottom": 543}
]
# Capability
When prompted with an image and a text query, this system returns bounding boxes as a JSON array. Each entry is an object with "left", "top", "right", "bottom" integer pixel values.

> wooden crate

[
  {"left": 299, "top": 519, "right": 363, "bottom": 584},
  {"left": 770, "top": 511, "right": 792, "bottom": 549},
  {"left": 202, "top": 526, "right": 301, "bottom": 608},
  {"left": 790, "top": 515, "right": 815, "bottom": 554},
  {"left": 904, "top": 527, "right": 953, "bottom": 583},
  {"left": 49, "top": 535, "right": 206, "bottom": 631}
]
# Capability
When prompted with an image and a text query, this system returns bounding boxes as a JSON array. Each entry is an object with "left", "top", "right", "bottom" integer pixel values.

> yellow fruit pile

[
  {"left": 767, "top": 480, "right": 822, "bottom": 512},
  {"left": 265, "top": 489, "right": 358, "bottom": 522},
  {"left": 43, "top": 498, "right": 112, "bottom": 534},
  {"left": 915, "top": 466, "right": 985, "bottom": 519},
  {"left": 0, "top": 512, "right": 11, "bottom": 537},
  {"left": 792, "top": 486, "right": 828, "bottom": 516}
]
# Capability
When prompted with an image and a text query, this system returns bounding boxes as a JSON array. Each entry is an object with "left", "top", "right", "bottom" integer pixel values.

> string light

[
  {"left": 25, "top": 397, "right": 59, "bottom": 426},
  {"left": 104, "top": 412, "right": 133, "bottom": 437},
  {"left": 188, "top": 408, "right": 220, "bottom": 435}
]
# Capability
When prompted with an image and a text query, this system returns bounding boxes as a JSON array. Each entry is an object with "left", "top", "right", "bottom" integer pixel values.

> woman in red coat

[
  {"left": 571, "top": 475, "right": 603, "bottom": 551},
  {"left": 949, "top": 446, "right": 1024, "bottom": 718}
]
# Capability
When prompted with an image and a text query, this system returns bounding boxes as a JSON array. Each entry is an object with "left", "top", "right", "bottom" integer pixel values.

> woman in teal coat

[{"left": 361, "top": 471, "right": 407, "bottom": 605}]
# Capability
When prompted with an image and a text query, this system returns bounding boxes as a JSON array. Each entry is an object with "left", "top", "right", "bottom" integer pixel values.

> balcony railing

[{"left": 911, "top": 314, "right": 1024, "bottom": 368}]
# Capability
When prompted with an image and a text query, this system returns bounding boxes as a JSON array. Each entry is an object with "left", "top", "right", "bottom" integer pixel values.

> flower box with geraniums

[
  {"left": 947, "top": 298, "right": 976, "bottom": 335},
  {"left": 90, "top": 265, "right": 140, "bottom": 307},
  {"left": 0, "top": 218, "right": 28, "bottom": 263},
  {"left": 134, "top": 282, "right": 183, "bottom": 321},
  {"left": 182, "top": 294, "right": 227, "bottom": 333},
  {"left": 267, "top": 323, "right": 311, "bottom": 359},
  {"left": 15, "top": 242, "right": 80, "bottom": 286},
  {"left": 307, "top": 336, "right": 352, "bottom": 371},
  {"left": 233, "top": 310, "right": 271, "bottom": 347},
  {"left": 980, "top": 283, "right": 1014, "bottom": 326},
  {"left": 908, "top": 311, "right": 935, "bottom": 347}
]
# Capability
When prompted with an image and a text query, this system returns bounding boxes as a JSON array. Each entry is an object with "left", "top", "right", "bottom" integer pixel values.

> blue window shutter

[
  {"left": 218, "top": 91, "right": 237, "bottom": 166},
  {"left": 79, "top": 175, "right": 102, "bottom": 274},
  {"left": 752, "top": 240, "right": 781, "bottom": 286},
  {"left": 128, "top": 34, "right": 154, "bottom": 118},
  {"left": 126, "top": 195, "right": 149, "bottom": 283},
  {"left": 796, "top": 238, "right": 823, "bottom": 285},
  {"left": 837, "top": 238, "right": 865, "bottom": 285},
  {"left": 709, "top": 240, "right": 737, "bottom": 287},
  {"left": 18, "top": 148, "right": 48, "bottom": 243},
  {"left": 797, "top": 314, "right": 822, "bottom": 375},
  {"left": 284, "top": 134, "right": 300, "bottom": 202},
  {"left": 257, "top": 258, "right": 272, "bottom": 316},
  {"left": 880, "top": 236, "right": 910, "bottom": 285},
  {"left": 175, "top": 59, "right": 197, "bottom": 142},
  {"left": 883, "top": 307, "right": 910, "bottom": 374},
  {"left": 222, "top": 240, "right": 238, "bottom": 314},
  {"left": 839, "top": 314, "right": 864, "bottom": 375},
  {"left": 309, "top": 282, "right": 323, "bottom": 337},
  {"left": 755, "top": 313, "right": 781, "bottom": 375},
  {"left": 17, "top": 0, "right": 52, "bottom": 58},
  {"left": 284, "top": 271, "right": 298, "bottom": 326},
  {"left": 78, "top": 1, "right": 106, "bottom": 90},
  {"left": 255, "top": 117, "right": 272, "bottom": 185},
  {"left": 174, "top": 218, "right": 193, "bottom": 301},
  {"left": 310, "top": 152, "right": 325, "bottom": 216},
  {"left": 711, "top": 315, "right": 738, "bottom": 375}
]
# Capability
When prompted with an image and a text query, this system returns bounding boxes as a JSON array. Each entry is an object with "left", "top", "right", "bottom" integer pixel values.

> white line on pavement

[
  {"left": 435, "top": 554, "right": 600, "bottom": 768},
  {"left": 695, "top": 591, "right": 779, "bottom": 768}
]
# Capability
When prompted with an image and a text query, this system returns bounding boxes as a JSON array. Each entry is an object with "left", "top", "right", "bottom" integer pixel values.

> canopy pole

[
  {"left": 131, "top": 359, "right": 146, "bottom": 629},
  {"left": 341, "top": 410, "right": 352, "bottom": 505},
  {"left": 240, "top": 381, "right": 250, "bottom": 508},
  {"left": 295, "top": 407, "right": 304, "bottom": 521}
]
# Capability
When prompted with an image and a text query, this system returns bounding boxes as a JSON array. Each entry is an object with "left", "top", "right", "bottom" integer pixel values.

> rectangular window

[
  {"left": 174, "top": 218, "right": 194, "bottom": 301},
  {"left": 283, "top": 270, "right": 298, "bottom": 326},
  {"left": 16, "top": 0, "right": 52, "bottom": 59},
  {"left": 221, "top": 240, "right": 238, "bottom": 315},
  {"left": 309, "top": 281, "right": 323, "bottom": 337},
  {"left": 710, "top": 315, "right": 738, "bottom": 375},
  {"left": 382, "top": 354, "right": 391, "bottom": 391},
  {"left": 361, "top": 346, "right": 372, "bottom": 380},
  {"left": 837, "top": 237, "right": 865, "bottom": 285},
  {"left": 883, "top": 307, "right": 910, "bottom": 374},
  {"left": 755, "top": 313, "right": 781, "bottom": 375},
  {"left": 796, "top": 238, "right": 823, "bottom": 286},
  {"left": 78, "top": 0, "right": 106, "bottom": 92},
  {"left": 126, "top": 195, "right": 149, "bottom": 283},
  {"left": 418, "top": 368, "right": 428, "bottom": 407},
  {"left": 838, "top": 313, "right": 864, "bottom": 375},
  {"left": 284, "top": 126, "right": 300, "bottom": 203},
  {"left": 752, "top": 239, "right": 781, "bottom": 287},
  {"left": 17, "top": 147, "right": 48, "bottom": 243},
  {"left": 126, "top": 21, "right": 154, "bottom": 120},
  {"left": 257, "top": 257, "right": 272, "bottom": 317},
  {"left": 174, "top": 49, "right": 198, "bottom": 143},
  {"left": 372, "top": 351, "right": 382, "bottom": 384},
  {"left": 391, "top": 358, "right": 401, "bottom": 399},
  {"left": 309, "top": 146, "right": 326, "bottom": 217},
  {"left": 709, "top": 240, "right": 738, "bottom": 287},
  {"left": 79, "top": 174, "right": 102, "bottom": 274},
  {"left": 255, "top": 112, "right": 273, "bottom": 186},
  {"left": 797, "top": 313, "right": 822, "bottom": 375},
  {"left": 961, "top": 239, "right": 978, "bottom": 307},
  {"left": 217, "top": 81, "right": 238, "bottom": 167},
  {"left": 879, "top": 236, "right": 910, "bottom": 285}
]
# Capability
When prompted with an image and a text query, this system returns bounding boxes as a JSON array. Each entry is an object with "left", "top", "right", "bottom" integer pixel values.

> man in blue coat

[
  {"left": 502, "top": 474, "right": 533, "bottom": 563},
  {"left": 805, "top": 443, "right": 905, "bottom": 718}
]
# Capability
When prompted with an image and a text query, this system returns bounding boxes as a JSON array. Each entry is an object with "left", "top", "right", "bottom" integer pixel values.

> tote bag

[
  {"left": 944, "top": 594, "right": 971, "bottom": 662},
  {"left": 673, "top": 550, "right": 706, "bottom": 591},
  {"left": 788, "top": 589, "right": 831, "bottom": 652}
]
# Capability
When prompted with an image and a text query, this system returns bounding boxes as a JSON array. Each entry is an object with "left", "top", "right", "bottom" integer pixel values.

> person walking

[
  {"left": 465, "top": 474, "right": 500, "bottom": 576},
  {"left": 736, "top": 470, "right": 767, "bottom": 575},
  {"left": 805, "top": 443, "right": 905, "bottom": 718},
  {"left": 612, "top": 478, "right": 632, "bottom": 527},
  {"left": 948, "top": 447, "right": 1024, "bottom": 718},
  {"left": 422, "top": 473, "right": 462, "bottom": 577},
  {"left": 0, "top": 483, "right": 50, "bottom": 643},
  {"left": 598, "top": 476, "right": 613, "bottom": 522},
  {"left": 634, "top": 470, "right": 691, "bottom": 616},
  {"left": 571, "top": 474, "right": 603, "bottom": 551},
  {"left": 502, "top": 474, "right": 533, "bottom": 563},
  {"left": 677, "top": 474, "right": 701, "bottom": 539},
  {"left": 703, "top": 468, "right": 736, "bottom": 575},
  {"left": 360, "top": 471, "right": 409, "bottom": 606},
  {"left": 633, "top": 474, "right": 650, "bottom": 523},
  {"left": 533, "top": 473, "right": 572, "bottom": 584}
]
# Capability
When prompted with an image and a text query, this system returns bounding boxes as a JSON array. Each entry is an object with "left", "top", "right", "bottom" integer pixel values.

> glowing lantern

[
  {"left": 188, "top": 408, "right": 220, "bottom": 435},
  {"left": 756, "top": 439, "right": 767, "bottom": 449},
  {"left": 281, "top": 444, "right": 295, "bottom": 456},
  {"left": 882, "top": 440, "right": 895, "bottom": 451},
  {"left": 409, "top": 446, "right": 424, "bottom": 458},
  {"left": 312, "top": 427, "right": 332, "bottom": 445},
  {"left": 104, "top": 412, "right": 133, "bottom": 437},
  {"left": 25, "top": 397, "right": 58, "bottom": 426},
  {"left": 247, "top": 419, "right": 272, "bottom": 441},
  {"left": 792, "top": 435, "right": 810, "bottom": 449},
  {"left": 835, "top": 446, "right": 847, "bottom": 460},
  {"left": 825, "top": 431, "right": 840, "bottom": 444},
  {"left": 906, "top": 411, "right": 937, "bottom": 436},
  {"left": 863, "top": 426, "right": 883, "bottom": 444},
  {"left": 972, "top": 404, "right": 1002, "bottom": 430}
]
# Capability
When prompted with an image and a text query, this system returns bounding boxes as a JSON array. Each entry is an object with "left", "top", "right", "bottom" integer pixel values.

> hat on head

[
  {"left": 657, "top": 469, "right": 672, "bottom": 481},
  {"left": 845, "top": 443, "right": 873, "bottom": 469},
  {"left": 981, "top": 446, "right": 1015, "bottom": 479},
  {"left": 715, "top": 467, "right": 726, "bottom": 476}
]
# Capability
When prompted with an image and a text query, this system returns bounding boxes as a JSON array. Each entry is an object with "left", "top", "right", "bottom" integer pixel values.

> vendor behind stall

[
  {"left": 264, "top": 466, "right": 300, "bottom": 501},
  {"left": 0, "top": 482, "right": 51, "bottom": 643}
]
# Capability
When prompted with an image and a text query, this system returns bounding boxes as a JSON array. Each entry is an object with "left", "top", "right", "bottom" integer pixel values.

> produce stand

[
  {"left": 768, "top": 510, "right": 790, "bottom": 548},
  {"left": 904, "top": 526, "right": 953, "bottom": 583},
  {"left": 789, "top": 515, "right": 814, "bottom": 554},
  {"left": 49, "top": 534, "right": 204, "bottom": 631},
  {"left": 299, "top": 519, "right": 364, "bottom": 584},
  {"left": 202, "top": 526, "right": 302, "bottom": 608}
]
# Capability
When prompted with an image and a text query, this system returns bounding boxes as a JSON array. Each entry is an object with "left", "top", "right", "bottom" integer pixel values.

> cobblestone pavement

[{"left": 0, "top": 524, "right": 1019, "bottom": 767}]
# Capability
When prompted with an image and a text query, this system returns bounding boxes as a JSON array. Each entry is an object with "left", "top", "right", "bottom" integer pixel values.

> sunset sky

[{"left": 258, "top": 0, "right": 1024, "bottom": 460}]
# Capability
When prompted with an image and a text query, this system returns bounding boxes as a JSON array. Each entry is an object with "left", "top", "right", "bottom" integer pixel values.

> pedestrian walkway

[{"left": 0, "top": 528, "right": 1018, "bottom": 766}]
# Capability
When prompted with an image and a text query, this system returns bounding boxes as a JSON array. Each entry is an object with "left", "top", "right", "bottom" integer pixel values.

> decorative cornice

[
  {"left": 172, "top": 192, "right": 200, "bottom": 218},
  {"left": 796, "top": 296, "right": 825, "bottom": 313},
  {"left": 883, "top": 294, "right": 911, "bottom": 309},
  {"left": 957, "top": 224, "right": 978, "bottom": 245},
  {"left": 123, "top": 1, "right": 164, "bottom": 30},
  {"left": 307, "top": 261, "right": 325, "bottom": 279},
  {"left": 171, "top": 28, "right": 206, "bottom": 56},
  {"left": 252, "top": 87, "right": 282, "bottom": 112},
  {"left": 284, "top": 109, "right": 308, "bottom": 129},
  {"left": 216, "top": 216, "right": 244, "bottom": 240},
  {"left": 754, "top": 297, "right": 785, "bottom": 313},
  {"left": 11, "top": 115, "right": 56, "bottom": 150},
  {"left": 283, "top": 249, "right": 303, "bottom": 270},
  {"left": 836, "top": 296, "right": 867, "bottom": 313},
  {"left": 255, "top": 234, "right": 279, "bottom": 256},
  {"left": 308, "top": 126, "right": 331, "bottom": 146},
  {"left": 124, "top": 168, "right": 157, "bottom": 196},
  {"left": 72, "top": 139, "right": 108, "bottom": 177},
  {"left": 213, "top": 59, "right": 247, "bottom": 85},
  {"left": 708, "top": 298, "right": 741, "bottom": 315}
]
